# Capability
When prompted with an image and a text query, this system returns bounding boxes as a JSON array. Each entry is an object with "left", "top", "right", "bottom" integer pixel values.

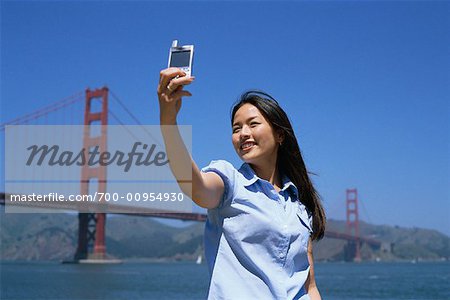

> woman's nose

[{"left": 240, "top": 125, "right": 251, "bottom": 138}]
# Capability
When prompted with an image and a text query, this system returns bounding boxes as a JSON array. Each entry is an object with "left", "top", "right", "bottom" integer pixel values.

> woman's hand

[{"left": 157, "top": 67, "right": 195, "bottom": 124}]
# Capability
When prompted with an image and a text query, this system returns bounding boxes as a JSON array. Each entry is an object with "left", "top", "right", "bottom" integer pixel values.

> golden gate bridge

[{"left": 0, "top": 87, "right": 381, "bottom": 262}]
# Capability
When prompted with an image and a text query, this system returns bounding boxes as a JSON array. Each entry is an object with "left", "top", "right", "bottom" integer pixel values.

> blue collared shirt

[{"left": 201, "top": 160, "right": 313, "bottom": 300}]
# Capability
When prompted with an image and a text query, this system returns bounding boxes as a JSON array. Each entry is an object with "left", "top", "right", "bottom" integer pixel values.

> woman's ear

[{"left": 277, "top": 130, "right": 285, "bottom": 145}]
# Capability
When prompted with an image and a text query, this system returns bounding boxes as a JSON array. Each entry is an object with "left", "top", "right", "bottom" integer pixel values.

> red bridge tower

[
  {"left": 346, "top": 188, "right": 361, "bottom": 262},
  {"left": 73, "top": 87, "right": 108, "bottom": 261}
]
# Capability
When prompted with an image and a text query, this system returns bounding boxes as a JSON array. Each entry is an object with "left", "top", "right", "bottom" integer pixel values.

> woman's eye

[
  {"left": 232, "top": 127, "right": 240, "bottom": 133},
  {"left": 250, "top": 122, "right": 259, "bottom": 127}
]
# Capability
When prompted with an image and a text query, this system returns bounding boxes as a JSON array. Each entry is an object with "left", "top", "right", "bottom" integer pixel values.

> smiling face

[{"left": 232, "top": 103, "right": 282, "bottom": 167}]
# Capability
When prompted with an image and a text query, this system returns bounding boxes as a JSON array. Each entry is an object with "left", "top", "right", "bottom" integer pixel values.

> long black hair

[{"left": 231, "top": 90, "right": 326, "bottom": 240}]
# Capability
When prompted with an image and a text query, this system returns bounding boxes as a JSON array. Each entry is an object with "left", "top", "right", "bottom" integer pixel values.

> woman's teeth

[{"left": 241, "top": 143, "right": 254, "bottom": 150}]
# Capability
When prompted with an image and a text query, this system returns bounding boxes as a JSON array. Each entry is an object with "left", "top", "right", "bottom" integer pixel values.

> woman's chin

[{"left": 240, "top": 155, "right": 258, "bottom": 165}]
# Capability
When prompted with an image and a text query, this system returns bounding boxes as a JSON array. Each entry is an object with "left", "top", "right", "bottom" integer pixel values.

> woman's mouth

[{"left": 240, "top": 141, "right": 256, "bottom": 151}]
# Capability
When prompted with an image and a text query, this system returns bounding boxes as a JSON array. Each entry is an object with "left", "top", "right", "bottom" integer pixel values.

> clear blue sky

[{"left": 1, "top": 1, "right": 449, "bottom": 235}]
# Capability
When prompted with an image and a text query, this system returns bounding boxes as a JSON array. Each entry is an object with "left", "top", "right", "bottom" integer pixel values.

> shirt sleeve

[
  {"left": 297, "top": 202, "right": 314, "bottom": 235},
  {"left": 201, "top": 160, "right": 236, "bottom": 209}
]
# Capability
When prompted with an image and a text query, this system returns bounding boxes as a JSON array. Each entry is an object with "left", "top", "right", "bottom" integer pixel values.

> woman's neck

[{"left": 250, "top": 161, "right": 282, "bottom": 191}]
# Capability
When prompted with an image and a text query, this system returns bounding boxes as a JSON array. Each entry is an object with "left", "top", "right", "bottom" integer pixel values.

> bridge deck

[{"left": 0, "top": 192, "right": 381, "bottom": 246}]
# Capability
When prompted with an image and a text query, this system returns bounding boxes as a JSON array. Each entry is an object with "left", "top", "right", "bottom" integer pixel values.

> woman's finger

[
  {"left": 170, "top": 75, "right": 195, "bottom": 86},
  {"left": 166, "top": 76, "right": 195, "bottom": 95},
  {"left": 171, "top": 89, "right": 192, "bottom": 101},
  {"left": 159, "top": 67, "right": 184, "bottom": 82},
  {"left": 159, "top": 68, "right": 187, "bottom": 91},
  {"left": 164, "top": 83, "right": 183, "bottom": 98}
]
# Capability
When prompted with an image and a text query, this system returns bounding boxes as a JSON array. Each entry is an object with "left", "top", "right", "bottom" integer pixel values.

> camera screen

[{"left": 170, "top": 50, "right": 191, "bottom": 68}]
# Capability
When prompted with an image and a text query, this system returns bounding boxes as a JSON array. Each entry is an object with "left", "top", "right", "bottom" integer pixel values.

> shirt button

[{"left": 283, "top": 225, "right": 288, "bottom": 229}]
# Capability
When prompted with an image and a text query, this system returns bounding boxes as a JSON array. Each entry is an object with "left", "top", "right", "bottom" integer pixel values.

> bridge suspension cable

[
  {"left": 1, "top": 89, "right": 163, "bottom": 147},
  {"left": 108, "top": 109, "right": 141, "bottom": 141},
  {"left": 358, "top": 191, "right": 373, "bottom": 225},
  {"left": 109, "top": 89, "right": 161, "bottom": 146},
  {"left": 0, "top": 91, "right": 84, "bottom": 131}
]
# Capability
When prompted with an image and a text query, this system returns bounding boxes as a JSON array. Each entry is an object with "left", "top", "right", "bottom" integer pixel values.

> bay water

[{"left": 1, "top": 261, "right": 449, "bottom": 299}]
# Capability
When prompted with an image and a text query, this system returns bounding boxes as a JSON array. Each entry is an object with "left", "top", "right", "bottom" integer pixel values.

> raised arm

[
  {"left": 305, "top": 239, "right": 322, "bottom": 300},
  {"left": 157, "top": 68, "right": 223, "bottom": 209}
]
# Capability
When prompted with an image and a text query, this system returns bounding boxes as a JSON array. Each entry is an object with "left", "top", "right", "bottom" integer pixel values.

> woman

[{"left": 158, "top": 68, "right": 326, "bottom": 299}]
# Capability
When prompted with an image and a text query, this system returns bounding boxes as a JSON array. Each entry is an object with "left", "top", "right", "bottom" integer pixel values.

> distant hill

[
  {"left": 313, "top": 219, "right": 449, "bottom": 261},
  {"left": 1, "top": 211, "right": 448, "bottom": 262}
]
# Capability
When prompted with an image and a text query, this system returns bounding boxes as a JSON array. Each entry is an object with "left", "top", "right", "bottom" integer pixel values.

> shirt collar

[
  {"left": 238, "top": 163, "right": 259, "bottom": 186},
  {"left": 280, "top": 174, "right": 299, "bottom": 199},
  {"left": 238, "top": 163, "right": 299, "bottom": 199}
]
